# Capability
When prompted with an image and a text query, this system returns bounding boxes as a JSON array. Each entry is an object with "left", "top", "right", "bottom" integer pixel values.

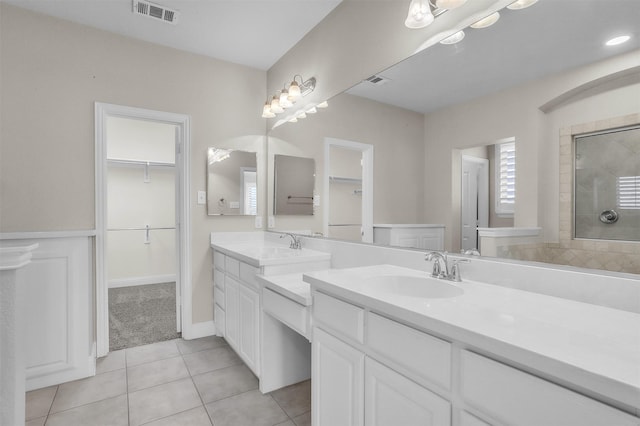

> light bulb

[
  {"left": 270, "top": 95, "right": 284, "bottom": 114},
  {"left": 507, "top": 0, "right": 538, "bottom": 10},
  {"left": 405, "top": 0, "right": 434, "bottom": 29},
  {"left": 288, "top": 80, "right": 301, "bottom": 99},
  {"left": 470, "top": 12, "right": 500, "bottom": 29},
  {"left": 440, "top": 30, "right": 465, "bottom": 44},
  {"left": 435, "top": 0, "right": 467, "bottom": 9},
  {"left": 606, "top": 35, "right": 631, "bottom": 46}
]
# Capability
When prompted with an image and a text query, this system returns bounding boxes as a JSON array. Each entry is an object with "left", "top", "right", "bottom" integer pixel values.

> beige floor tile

[
  {"left": 25, "top": 385, "right": 57, "bottom": 420},
  {"left": 126, "top": 339, "right": 180, "bottom": 367},
  {"left": 127, "top": 355, "right": 189, "bottom": 392},
  {"left": 128, "top": 377, "right": 202, "bottom": 426},
  {"left": 45, "top": 394, "right": 128, "bottom": 426},
  {"left": 96, "top": 349, "right": 126, "bottom": 374},
  {"left": 50, "top": 369, "right": 126, "bottom": 413},
  {"left": 182, "top": 345, "right": 242, "bottom": 376},
  {"left": 177, "top": 336, "right": 227, "bottom": 355},
  {"left": 142, "top": 406, "right": 213, "bottom": 426},
  {"left": 293, "top": 411, "right": 311, "bottom": 426},
  {"left": 193, "top": 364, "right": 258, "bottom": 403},
  {"left": 205, "top": 389, "right": 288, "bottom": 426},
  {"left": 270, "top": 380, "right": 311, "bottom": 418}
]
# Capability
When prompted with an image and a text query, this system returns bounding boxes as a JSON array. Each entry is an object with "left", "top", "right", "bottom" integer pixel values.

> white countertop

[
  {"left": 303, "top": 264, "right": 640, "bottom": 412},
  {"left": 211, "top": 238, "right": 331, "bottom": 267},
  {"left": 256, "top": 273, "right": 312, "bottom": 306}
]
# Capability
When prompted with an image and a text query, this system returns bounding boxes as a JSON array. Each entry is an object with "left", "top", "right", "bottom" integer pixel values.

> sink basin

[{"left": 366, "top": 275, "right": 464, "bottom": 299}]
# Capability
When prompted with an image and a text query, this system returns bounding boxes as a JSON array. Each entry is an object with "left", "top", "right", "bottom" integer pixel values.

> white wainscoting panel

[{"left": 1, "top": 236, "right": 95, "bottom": 391}]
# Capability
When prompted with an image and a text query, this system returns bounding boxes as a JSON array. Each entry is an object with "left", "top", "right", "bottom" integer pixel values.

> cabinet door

[
  {"left": 313, "top": 327, "right": 364, "bottom": 426},
  {"left": 224, "top": 276, "right": 239, "bottom": 351},
  {"left": 238, "top": 283, "right": 260, "bottom": 376},
  {"left": 365, "top": 358, "right": 450, "bottom": 426}
]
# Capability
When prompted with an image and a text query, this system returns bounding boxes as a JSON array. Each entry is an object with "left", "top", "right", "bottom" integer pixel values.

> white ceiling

[
  {"left": 3, "top": 0, "right": 342, "bottom": 70},
  {"left": 347, "top": 0, "right": 640, "bottom": 114}
]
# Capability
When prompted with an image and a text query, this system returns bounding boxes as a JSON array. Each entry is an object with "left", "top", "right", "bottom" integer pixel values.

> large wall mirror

[
  {"left": 207, "top": 148, "right": 258, "bottom": 216},
  {"left": 266, "top": 0, "right": 640, "bottom": 273}
]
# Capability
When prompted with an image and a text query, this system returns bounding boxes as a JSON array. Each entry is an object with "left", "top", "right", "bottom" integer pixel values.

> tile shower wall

[
  {"left": 574, "top": 126, "right": 640, "bottom": 241},
  {"left": 498, "top": 113, "right": 640, "bottom": 275}
]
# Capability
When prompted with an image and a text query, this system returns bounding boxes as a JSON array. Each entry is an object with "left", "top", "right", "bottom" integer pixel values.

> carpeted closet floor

[{"left": 109, "top": 282, "right": 181, "bottom": 351}]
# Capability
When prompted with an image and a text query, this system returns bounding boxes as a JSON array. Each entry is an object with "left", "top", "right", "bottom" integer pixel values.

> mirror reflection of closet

[
  {"left": 207, "top": 148, "right": 258, "bottom": 216},
  {"left": 327, "top": 145, "right": 364, "bottom": 242},
  {"left": 273, "top": 154, "right": 316, "bottom": 215}
]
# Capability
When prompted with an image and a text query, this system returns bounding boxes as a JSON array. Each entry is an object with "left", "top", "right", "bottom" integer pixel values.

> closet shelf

[
  {"left": 328, "top": 223, "right": 362, "bottom": 227},
  {"left": 108, "top": 226, "right": 175, "bottom": 231},
  {"left": 329, "top": 176, "right": 362, "bottom": 184},
  {"left": 107, "top": 158, "right": 175, "bottom": 168}
]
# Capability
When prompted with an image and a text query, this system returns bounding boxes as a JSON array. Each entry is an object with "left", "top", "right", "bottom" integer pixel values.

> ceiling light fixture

[
  {"left": 405, "top": 0, "right": 434, "bottom": 29},
  {"left": 507, "top": 0, "right": 538, "bottom": 10},
  {"left": 606, "top": 35, "right": 631, "bottom": 46},
  {"left": 262, "top": 75, "right": 316, "bottom": 118},
  {"left": 435, "top": 0, "right": 467, "bottom": 9},
  {"left": 440, "top": 30, "right": 465, "bottom": 44},
  {"left": 470, "top": 12, "right": 500, "bottom": 29}
]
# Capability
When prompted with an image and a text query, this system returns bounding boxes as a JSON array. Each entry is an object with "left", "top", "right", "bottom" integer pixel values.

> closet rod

[
  {"left": 107, "top": 226, "right": 176, "bottom": 231},
  {"left": 107, "top": 158, "right": 175, "bottom": 168}
]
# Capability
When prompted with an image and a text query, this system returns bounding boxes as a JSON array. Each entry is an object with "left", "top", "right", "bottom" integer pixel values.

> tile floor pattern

[{"left": 25, "top": 337, "right": 311, "bottom": 426}]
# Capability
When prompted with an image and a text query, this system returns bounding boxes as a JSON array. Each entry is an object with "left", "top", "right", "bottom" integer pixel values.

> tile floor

[{"left": 25, "top": 337, "right": 311, "bottom": 426}]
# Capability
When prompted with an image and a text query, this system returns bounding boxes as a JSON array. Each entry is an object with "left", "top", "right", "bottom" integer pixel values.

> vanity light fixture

[
  {"left": 606, "top": 35, "right": 631, "bottom": 46},
  {"left": 317, "top": 100, "right": 329, "bottom": 108},
  {"left": 440, "top": 30, "right": 465, "bottom": 44},
  {"left": 405, "top": 0, "right": 434, "bottom": 29},
  {"left": 470, "top": 11, "right": 500, "bottom": 29},
  {"left": 507, "top": 0, "right": 538, "bottom": 10},
  {"left": 435, "top": 0, "right": 467, "bottom": 10},
  {"left": 262, "top": 75, "right": 316, "bottom": 118}
]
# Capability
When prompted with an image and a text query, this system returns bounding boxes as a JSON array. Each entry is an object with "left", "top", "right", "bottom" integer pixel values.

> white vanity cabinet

[
  {"left": 312, "top": 291, "right": 451, "bottom": 426},
  {"left": 373, "top": 224, "right": 445, "bottom": 250}
]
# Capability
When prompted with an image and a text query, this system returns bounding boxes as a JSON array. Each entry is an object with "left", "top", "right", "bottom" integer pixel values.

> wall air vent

[
  {"left": 364, "top": 75, "right": 391, "bottom": 85},
  {"left": 133, "top": 0, "right": 179, "bottom": 25}
]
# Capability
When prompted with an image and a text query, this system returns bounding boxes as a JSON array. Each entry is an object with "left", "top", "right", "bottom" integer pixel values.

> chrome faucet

[
  {"left": 280, "top": 233, "right": 302, "bottom": 250},
  {"left": 425, "top": 251, "right": 469, "bottom": 282}
]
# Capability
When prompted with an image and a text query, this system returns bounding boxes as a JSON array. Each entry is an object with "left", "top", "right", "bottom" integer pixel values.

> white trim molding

[
  {"left": 95, "top": 102, "right": 192, "bottom": 357},
  {"left": 108, "top": 274, "right": 178, "bottom": 289},
  {"left": 477, "top": 227, "right": 542, "bottom": 238},
  {"left": 183, "top": 320, "right": 216, "bottom": 340}
]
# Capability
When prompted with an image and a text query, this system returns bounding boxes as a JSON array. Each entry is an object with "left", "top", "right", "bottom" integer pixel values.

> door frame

[
  {"left": 95, "top": 102, "right": 191, "bottom": 357},
  {"left": 323, "top": 138, "right": 374, "bottom": 243},
  {"left": 460, "top": 155, "right": 489, "bottom": 250}
]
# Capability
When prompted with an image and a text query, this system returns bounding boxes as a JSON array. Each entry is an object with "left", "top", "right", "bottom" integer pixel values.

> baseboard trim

[
  {"left": 182, "top": 320, "right": 216, "bottom": 340},
  {"left": 108, "top": 274, "right": 177, "bottom": 289}
]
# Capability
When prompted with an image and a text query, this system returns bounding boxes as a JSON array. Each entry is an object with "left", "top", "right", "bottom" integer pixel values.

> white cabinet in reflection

[{"left": 373, "top": 224, "right": 444, "bottom": 250}]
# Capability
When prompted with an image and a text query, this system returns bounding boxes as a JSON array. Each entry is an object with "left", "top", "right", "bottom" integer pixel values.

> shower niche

[{"left": 574, "top": 125, "right": 640, "bottom": 242}]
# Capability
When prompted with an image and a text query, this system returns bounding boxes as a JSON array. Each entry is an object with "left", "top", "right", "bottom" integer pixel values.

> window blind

[
  {"left": 617, "top": 176, "right": 640, "bottom": 209},
  {"left": 496, "top": 141, "right": 515, "bottom": 215}
]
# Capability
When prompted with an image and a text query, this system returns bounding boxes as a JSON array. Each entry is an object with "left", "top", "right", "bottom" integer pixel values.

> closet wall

[
  {"left": 328, "top": 146, "right": 363, "bottom": 242},
  {"left": 106, "top": 117, "right": 176, "bottom": 288}
]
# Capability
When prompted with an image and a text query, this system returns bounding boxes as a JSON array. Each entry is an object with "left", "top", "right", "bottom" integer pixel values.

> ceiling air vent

[
  {"left": 364, "top": 75, "right": 391, "bottom": 85},
  {"left": 133, "top": 0, "right": 179, "bottom": 25}
]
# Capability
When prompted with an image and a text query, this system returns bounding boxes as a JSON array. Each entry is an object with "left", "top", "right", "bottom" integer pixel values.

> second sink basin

[{"left": 366, "top": 275, "right": 464, "bottom": 299}]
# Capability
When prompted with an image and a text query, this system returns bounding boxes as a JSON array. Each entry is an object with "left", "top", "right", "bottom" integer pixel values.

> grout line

[
  {"left": 125, "top": 350, "right": 131, "bottom": 426},
  {"left": 43, "top": 385, "right": 59, "bottom": 425}
]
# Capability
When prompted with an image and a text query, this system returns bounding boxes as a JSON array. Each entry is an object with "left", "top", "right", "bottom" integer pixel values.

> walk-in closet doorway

[{"left": 95, "top": 103, "right": 191, "bottom": 357}]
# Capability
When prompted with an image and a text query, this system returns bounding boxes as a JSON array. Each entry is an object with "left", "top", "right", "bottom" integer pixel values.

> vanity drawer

[
  {"left": 214, "top": 286, "right": 225, "bottom": 310},
  {"left": 460, "top": 350, "right": 638, "bottom": 426},
  {"left": 240, "top": 262, "right": 260, "bottom": 290},
  {"left": 263, "top": 288, "right": 309, "bottom": 338},
  {"left": 213, "top": 251, "right": 225, "bottom": 272},
  {"left": 214, "top": 269, "right": 224, "bottom": 290},
  {"left": 314, "top": 292, "right": 364, "bottom": 344},
  {"left": 367, "top": 312, "right": 451, "bottom": 391},
  {"left": 225, "top": 256, "right": 240, "bottom": 278}
]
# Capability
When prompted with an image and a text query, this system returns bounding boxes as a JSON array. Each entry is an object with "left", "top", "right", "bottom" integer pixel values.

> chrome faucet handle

[
  {"left": 280, "top": 233, "right": 302, "bottom": 250},
  {"left": 449, "top": 258, "right": 470, "bottom": 282},
  {"left": 425, "top": 251, "right": 448, "bottom": 279}
]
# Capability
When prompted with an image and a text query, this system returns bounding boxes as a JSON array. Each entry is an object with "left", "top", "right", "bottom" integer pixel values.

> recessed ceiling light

[
  {"left": 470, "top": 12, "right": 500, "bottom": 29},
  {"left": 507, "top": 0, "right": 538, "bottom": 10},
  {"left": 606, "top": 35, "right": 631, "bottom": 46},
  {"left": 440, "top": 30, "right": 465, "bottom": 45}
]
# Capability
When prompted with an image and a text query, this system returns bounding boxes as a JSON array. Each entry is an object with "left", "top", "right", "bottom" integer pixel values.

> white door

[
  {"left": 365, "top": 357, "right": 451, "bottom": 426},
  {"left": 313, "top": 327, "right": 364, "bottom": 426},
  {"left": 461, "top": 156, "right": 489, "bottom": 251},
  {"left": 324, "top": 138, "right": 374, "bottom": 243}
]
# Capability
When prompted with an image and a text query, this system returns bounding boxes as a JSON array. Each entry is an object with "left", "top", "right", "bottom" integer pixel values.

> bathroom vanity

[{"left": 304, "top": 264, "right": 640, "bottom": 426}]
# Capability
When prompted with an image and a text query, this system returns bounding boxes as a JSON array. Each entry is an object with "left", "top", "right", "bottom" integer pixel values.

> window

[
  {"left": 495, "top": 140, "right": 515, "bottom": 216},
  {"left": 617, "top": 176, "right": 640, "bottom": 209}
]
